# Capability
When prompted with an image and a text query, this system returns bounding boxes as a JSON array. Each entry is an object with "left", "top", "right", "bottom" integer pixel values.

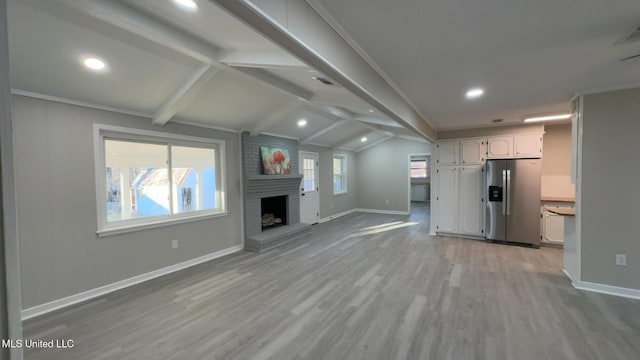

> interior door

[{"left": 299, "top": 152, "right": 319, "bottom": 224}]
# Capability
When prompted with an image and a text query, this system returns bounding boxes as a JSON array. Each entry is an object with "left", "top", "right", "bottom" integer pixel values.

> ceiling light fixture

[
  {"left": 523, "top": 114, "right": 572, "bottom": 123},
  {"left": 465, "top": 87, "right": 484, "bottom": 99},
  {"left": 173, "top": 0, "right": 198, "bottom": 10},
  {"left": 82, "top": 57, "right": 106, "bottom": 71},
  {"left": 368, "top": 109, "right": 374, "bottom": 113},
  {"left": 297, "top": 119, "right": 307, "bottom": 127},
  {"left": 361, "top": 137, "right": 368, "bottom": 142}
]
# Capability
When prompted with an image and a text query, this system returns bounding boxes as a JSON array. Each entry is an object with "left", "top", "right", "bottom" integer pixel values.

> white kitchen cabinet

[
  {"left": 460, "top": 138, "right": 485, "bottom": 165},
  {"left": 514, "top": 134, "right": 542, "bottom": 158},
  {"left": 458, "top": 165, "right": 484, "bottom": 236},
  {"left": 486, "top": 136, "right": 513, "bottom": 159},
  {"left": 542, "top": 204, "right": 574, "bottom": 244},
  {"left": 436, "top": 167, "right": 458, "bottom": 233},
  {"left": 437, "top": 141, "right": 458, "bottom": 166}
]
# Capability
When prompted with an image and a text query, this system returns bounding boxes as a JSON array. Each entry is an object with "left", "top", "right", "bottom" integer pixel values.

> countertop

[
  {"left": 545, "top": 207, "right": 576, "bottom": 216},
  {"left": 541, "top": 196, "right": 575, "bottom": 203}
]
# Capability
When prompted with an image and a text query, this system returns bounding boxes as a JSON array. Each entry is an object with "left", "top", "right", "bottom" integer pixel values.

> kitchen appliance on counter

[{"left": 486, "top": 159, "right": 541, "bottom": 247}]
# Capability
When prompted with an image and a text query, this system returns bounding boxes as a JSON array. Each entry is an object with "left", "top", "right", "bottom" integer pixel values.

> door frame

[
  {"left": 407, "top": 153, "right": 431, "bottom": 213},
  {"left": 299, "top": 151, "right": 320, "bottom": 224}
]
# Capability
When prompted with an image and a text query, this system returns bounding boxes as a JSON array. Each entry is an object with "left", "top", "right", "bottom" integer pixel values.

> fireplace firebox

[{"left": 261, "top": 195, "right": 288, "bottom": 230}]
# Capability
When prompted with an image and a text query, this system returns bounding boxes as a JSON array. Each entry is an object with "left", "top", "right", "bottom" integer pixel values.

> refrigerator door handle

[
  {"left": 506, "top": 169, "right": 511, "bottom": 216},
  {"left": 502, "top": 170, "right": 507, "bottom": 215}
]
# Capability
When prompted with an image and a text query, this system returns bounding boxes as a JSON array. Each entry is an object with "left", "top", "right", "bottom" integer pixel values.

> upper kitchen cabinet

[
  {"left": 437, "top": 140, "right": 458, "bottom": 165},
  {"left": 486, "top": 136, "right": 513, "bottom": 158},
  {"left": 460, "top": 138, "right": 486, "bottom": 165},
  {"left": 514, "top": 134, "right": 542, "bottom": 158}
]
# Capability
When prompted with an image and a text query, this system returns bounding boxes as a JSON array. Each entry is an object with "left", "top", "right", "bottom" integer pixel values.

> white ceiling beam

[
  {"left": 249, "top": 100, "right": 301, "bottom": 136},
  {"left": 355, "top": 115, "right": 404, "bottom": 128},
  {"left": 153, "top": 65, "right": 219, "bottom": 125},
  {"left": 219, "top": 48, "right": 307, "bottom": 69},
  {"left": 300, "top": 118, "right": 347, "bottom": 144},
  {"left": 331, "top": 130, "right": 377, "bottom": 150},
  {"left": 62, "top": 0, "right": 220, "bottom": 65},
  {"left": 355, "top": 135, "right": 394, "bottom": 153},
  {"left": 232, "top": 67, "right": 313, "bottom": 101},
  {"left": 395, "top": 134, "right": 431, "bottom": 143},
  {"left": 209, "top": 0, "right": 437, "bottom": 141}
]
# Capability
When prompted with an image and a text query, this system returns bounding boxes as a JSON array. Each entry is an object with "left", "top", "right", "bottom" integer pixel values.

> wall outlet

[
  {"left": 171, "top": 240, "right": 179, "bottom": 249},
  {"left": 385, "top": 199, "right": 389, "bottom": 204},
  {"left": 615, "top": 254, "right": 627, "bottom": 266}
]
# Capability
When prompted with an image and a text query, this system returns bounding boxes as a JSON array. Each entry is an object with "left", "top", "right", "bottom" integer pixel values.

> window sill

[
  {"left": 333, "top": 191, "right": 348, "bottom": 196},
  {"left": 97, "top": 211, "right": 228, "bottom": 237}
]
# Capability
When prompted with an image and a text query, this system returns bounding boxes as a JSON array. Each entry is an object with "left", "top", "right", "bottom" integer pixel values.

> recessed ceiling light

[
  {"left": 173, "top": 0, "right": 198, "bottom": 10},
  {"left": 361, "top": 137, "right": 368, "bottom": 142},
  {"left": 297, "top": 119, "right": 307, "bottom": 127},
  {"left": 82, "top": 57, "right": 106, "bottom": 71},
  {"left": 368, "top": 109, "right": 374, "bottom": 113},
  {"left": 465, "top": 87, "right": 484, "bottom": 99},
  {"left": 523, "top": 114, "right": 572, "bottom": 123}
]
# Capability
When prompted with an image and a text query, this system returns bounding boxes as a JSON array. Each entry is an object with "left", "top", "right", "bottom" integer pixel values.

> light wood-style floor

[{"left": 23, "top": 203, "right": 640, "bottom": 359}]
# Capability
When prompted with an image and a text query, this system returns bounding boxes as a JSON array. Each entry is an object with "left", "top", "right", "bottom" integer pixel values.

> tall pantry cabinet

[{"left": 435, "top": 139, "right": 485, "bottom": 237}]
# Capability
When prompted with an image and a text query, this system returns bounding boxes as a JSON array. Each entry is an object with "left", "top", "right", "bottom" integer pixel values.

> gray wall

[
  {"left": 12, "top": 96, "right": 243, "bottom": 309},
  {"left": 299, "top": 145, "right": 357, "bottom": 219},
  {"left": 355, "top": 138, "right": 431, "bottom": 212},
  {"left": 580, "top": 88, "right": 640, "bottom": 290}
]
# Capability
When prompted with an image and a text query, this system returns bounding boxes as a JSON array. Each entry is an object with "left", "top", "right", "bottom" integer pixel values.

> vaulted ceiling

[
  {"left": 7, "top": 0, "right": 424, "bottom": 151},
  {"left": 11, "top": 1, "right": 637, "bottom": 142},
  {"left": 311, "top": 0, "right": 640, "bottom": 129}
]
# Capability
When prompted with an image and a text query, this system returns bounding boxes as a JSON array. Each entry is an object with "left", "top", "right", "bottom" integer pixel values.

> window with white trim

[
  {"left": 410, "top": 159, "right": 428, "bottom": 178},
  {"left": 96, "top": 126, "right": 226, "bottom": 234},
  {"left": 333, "top": 154, "right": 347, "bottom": 194}
]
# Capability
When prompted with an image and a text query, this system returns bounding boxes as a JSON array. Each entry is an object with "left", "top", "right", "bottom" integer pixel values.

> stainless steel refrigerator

[{"left": 485, "top": 159, "right": 541, "bottom": 247}]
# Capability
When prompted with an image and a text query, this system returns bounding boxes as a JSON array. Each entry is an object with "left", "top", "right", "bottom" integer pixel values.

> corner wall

[
  {"left": 355, "top": 138, "right": 431, "bottom": 213},
  {"left": 12, "top": 96, "right": 243, "bottom": 309},
  {"left": 580, "top": 88, "right": 640, "bottom": 291}
]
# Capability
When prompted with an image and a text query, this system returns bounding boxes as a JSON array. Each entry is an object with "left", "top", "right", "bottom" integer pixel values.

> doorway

[
  {"left": 408, "top": 154, "right": 431, "bottom": 217},
  {"left": 299, "top": 151, "right": 319, "bottom": 224}
]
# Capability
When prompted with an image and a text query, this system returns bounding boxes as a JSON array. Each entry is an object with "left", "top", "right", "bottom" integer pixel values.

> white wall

[
  {"left": 299, "top": 144, "right": 357, "bottom": 219},
  {"left": 355, "top": 138, "right": 431, "bottom": 213},
  {"left": 12, "top": 96, "right": 243, "bottom": 309}
]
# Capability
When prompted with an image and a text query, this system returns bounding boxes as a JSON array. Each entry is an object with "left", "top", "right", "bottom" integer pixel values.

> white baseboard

[
  {"left": 319, "top": 209, "right": 356, "bottom": 223},
  {"left": 21, "top": 245, "right": 243, "bottom": 320},
  {"left": 573, "top": 280, "right": 640, "bottom": 300},
  {"left": 562, "top": 269, "right": 574, "bottom": 282},
  {"left": 354, "top": 208, "right": 410, "bottom": 216}
]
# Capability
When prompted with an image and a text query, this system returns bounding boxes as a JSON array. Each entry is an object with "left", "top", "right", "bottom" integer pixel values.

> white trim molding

[
  {"left": 355, "top": 208, "right": 410, "bottom": 216},
  {"left": 318, "top": 209, "right": 356, "bottom": 223},
  {"left": 22, "top": 245, "right": 243, "bottom": 320},
  {"left": 572, "top": 280, "right": 640, "bottom": 301}
]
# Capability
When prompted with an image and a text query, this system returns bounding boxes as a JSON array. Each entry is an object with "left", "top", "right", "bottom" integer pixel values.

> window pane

[
  {"left": 333, "top": 158, "right": 342, "bottom": 175},
  {"left": 333, "top": 175, "right": 342, "bottom": 193},
  {"left": 410, "top": 160, "right": 428, "bottom": 178},
  {"left": 302, "top": 158, "right": 315, "bottom": 192},
  {"left": 105, "top": 140, "right": 169, "bottom": 221},
  {"left": 171, "top": 146, "right": 216, "bottom": 214}
]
